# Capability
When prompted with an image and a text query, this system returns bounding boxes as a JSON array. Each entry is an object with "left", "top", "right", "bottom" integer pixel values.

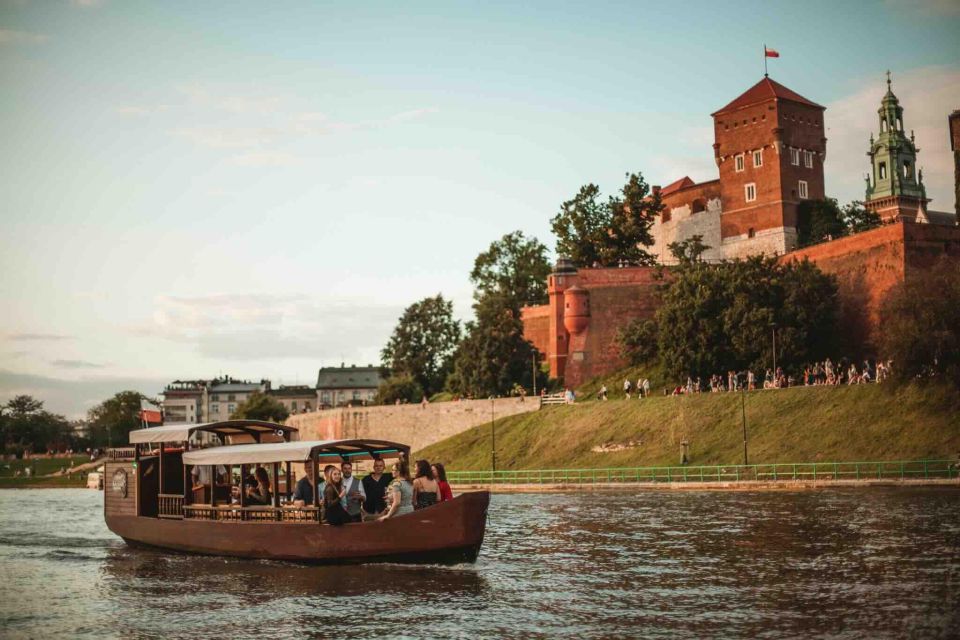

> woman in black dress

[
  {"left": 412, "top": 459, "right": 439, "bottom": 510},
  {"left": 323, "top": 468, "right": 349, "bottom": 526}
]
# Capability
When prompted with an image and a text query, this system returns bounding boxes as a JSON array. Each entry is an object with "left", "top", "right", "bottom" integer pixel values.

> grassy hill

[{"left": 418, "top": 381, "right": 960, "bottom": 470}]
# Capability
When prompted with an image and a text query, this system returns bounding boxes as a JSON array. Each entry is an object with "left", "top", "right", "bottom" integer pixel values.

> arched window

[{"left": 881, "top": 119, "right": 886, "bottom": 133}]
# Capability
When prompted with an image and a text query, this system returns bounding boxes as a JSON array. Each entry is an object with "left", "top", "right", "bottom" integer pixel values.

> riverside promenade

[{"left": 448, "top": 459, "right": 960, "bottom": 492}]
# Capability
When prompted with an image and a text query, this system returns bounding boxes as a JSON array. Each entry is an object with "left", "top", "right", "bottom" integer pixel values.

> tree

[
  {"left": 381, "top": 294, "right": 461, "bottom": 396},
  {"left": 87, "top": 391, "right": 146, "bottom": 448},
  {"left": 840, "top": 200, "right": 882, "bottom": 234},
  {"left": 375, "top": 375, "right": 424, "bottom": 405},
  {"left": 667, "top": 234, "right": 710, "bottom": 265},
  {"left": 797, "top": 198, "right": 883, "bottom": 248},
  {"left": 551, "top": 172, "right": 661, "bottom": 267},
  {"left": 230, "top": 392, "right": 289, "bottom": 422},
  {"left": 470, "top": 230, "right": 551, "bottom": 308},
  {"left": 880, "top": 258, "right": 960, "bottom": 387},
  {"left": 446, "top": 294, "right": 545, "bottom": 397},
  {"left": 1, "top": 395, "right": 74, "bottom": 455},
  {"left": 796, "top": 198, "right": 846, "bottom": 248},
  {"left": 655, "top": 256, "right": 839, "bottom": 379},
  {"left": 616, "top": 318, "right": 659, "bottom": 366}
]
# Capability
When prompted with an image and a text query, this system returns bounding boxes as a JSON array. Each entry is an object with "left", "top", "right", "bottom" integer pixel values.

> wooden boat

[{"left": 103, "top": 420, "right": 489, "bottom": 565}]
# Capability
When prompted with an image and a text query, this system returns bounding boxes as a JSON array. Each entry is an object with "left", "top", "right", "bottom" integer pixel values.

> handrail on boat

[{"left": 182, "top": 504, "right": 322, "bottom": 523}]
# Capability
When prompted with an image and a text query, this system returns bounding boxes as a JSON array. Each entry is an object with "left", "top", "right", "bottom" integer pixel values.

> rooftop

[
  {"left": 317, "top": 365, "right": 383, "bottom": 390},
  {"left": 712, "top": 76, "right": 824, "bottom": 116}
]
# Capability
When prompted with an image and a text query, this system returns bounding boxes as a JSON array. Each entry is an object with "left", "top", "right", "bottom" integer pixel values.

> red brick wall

[
  {"left": 661, "top": 179, "right": 721, "bottom": 213},
  {"left": 520, "top": 304, "right": 550, "bottom": 357},
  {"left": 714, "top": 99, "right": 825, "bottom": 239}
]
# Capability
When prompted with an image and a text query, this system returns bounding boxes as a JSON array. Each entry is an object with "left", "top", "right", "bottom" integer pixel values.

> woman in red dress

[{"left": 432, "top": 462, "right": 454, "bottom": 502}]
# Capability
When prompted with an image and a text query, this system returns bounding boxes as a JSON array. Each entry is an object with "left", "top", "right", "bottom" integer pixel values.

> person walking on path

[{"left": 623, "top": 379, "right": 632, "bottom": 399}]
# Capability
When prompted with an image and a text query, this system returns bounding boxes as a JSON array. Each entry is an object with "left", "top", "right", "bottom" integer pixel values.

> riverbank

[
  {"left": 419, "top": 382, "right": 960, "bottom": 469},
  {"left": 452, "top": 478, "right": 960, "bottom": 493}
]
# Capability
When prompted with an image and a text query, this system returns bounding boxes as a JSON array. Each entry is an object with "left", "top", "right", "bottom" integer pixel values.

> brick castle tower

[
  {"left": 711, "top": 76, "right": 827, "bottom": 256},
  {"left": 864, "top": 73, "right": 929, "bottom": 222}
]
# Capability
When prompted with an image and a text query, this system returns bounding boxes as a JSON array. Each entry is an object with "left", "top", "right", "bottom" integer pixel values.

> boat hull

[{"left": 105, "top": 491, "right": 490, "bottom": 565}]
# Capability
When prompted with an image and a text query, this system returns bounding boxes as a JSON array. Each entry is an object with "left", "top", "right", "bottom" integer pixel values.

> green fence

[{"left": 446, "top": 460, "right": 960, "bottom": 485}]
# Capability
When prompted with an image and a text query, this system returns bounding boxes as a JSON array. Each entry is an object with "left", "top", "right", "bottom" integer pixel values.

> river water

[{"left": 1, "top": 488, "right": 958, "bottom": 639}]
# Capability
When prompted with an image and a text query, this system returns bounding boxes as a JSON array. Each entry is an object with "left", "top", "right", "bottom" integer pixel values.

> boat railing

[
  {"left": 107, "top": 448, "right": 136, "bottom": 461},
  {"left": 158, "top": 494, "right": 184, "bottom": 519},
  {"left": 182, "top": 505, "right": 322, "bottom": 523}
]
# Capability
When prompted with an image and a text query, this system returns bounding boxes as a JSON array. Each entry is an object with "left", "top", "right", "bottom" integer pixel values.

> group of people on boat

[{"left": 198, "top": 453, "right": 452, "bottom": 525}]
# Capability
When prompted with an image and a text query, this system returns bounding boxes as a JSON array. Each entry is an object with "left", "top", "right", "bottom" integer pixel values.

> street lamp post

[
  {"left": 741, "top": 386, "right": 749, "bottom": 466},
  {"left": 770, "top": 322, "right": 778, "bottom": 374},
  {"left": 532, "top": 353, "right": 537, "bottom": 397},
  {"left": 490, "top": 397, "right": 497, "bottom": 473}
]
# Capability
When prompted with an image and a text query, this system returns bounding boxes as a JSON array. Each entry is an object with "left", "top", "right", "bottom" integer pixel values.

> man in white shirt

[{"left": 340, "top": 461, "right": 366, "bottom": 522}]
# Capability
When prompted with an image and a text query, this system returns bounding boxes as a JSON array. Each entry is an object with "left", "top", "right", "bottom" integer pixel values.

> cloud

[
  {"left": 137, "top": 293, "right": 401, "bottom": 362},
  {"left": 826, "top": 66, "right": 960, "bottom": 210},
  {"left": 0, "top": 29, "right": 49, "bottom": 45},
  {"left": 50, "top": 359, "right": 107, "bottom": 370},
  {"left": 230, "top": 151, "right": 299, "bottom": 167},
  {"left": 69, "top": 0, "right": 106, "bottom": 8},
  {"left": 171, "top": 126, "right": 281, "bottom": 149},
  {"left": 0, "top": 369, "right": 168, "bottom": 419},
  {"left": 114, "top": 105, "right": 171, "bottom": 116},
  {"left": 175, "top": 83, "right": 286, "bottom": 115},
  {"left": 7, "top": 333, "right": 74, "bottom": 342}
]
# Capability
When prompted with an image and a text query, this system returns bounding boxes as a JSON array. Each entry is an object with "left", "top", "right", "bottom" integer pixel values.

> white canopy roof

[
  {"left": 128, "top": 420, "right": 298, "bottom": 444},
  {"left": 182, "top": 439, "right": 408, "bottom": 466}
]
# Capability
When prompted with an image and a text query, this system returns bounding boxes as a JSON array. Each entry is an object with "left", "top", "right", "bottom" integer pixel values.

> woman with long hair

[
  {"left": 246, "top": 466, "right": 272, "bottom": 505},
  {"left": 323, "top": 467, "right": 349, "bottom": 526},
  {"left": 379, "top": 455, "right": 414, "bottom": 520},
  {"left": 431, "top": 462, "right": 453, "bottom": 502},
  {"left": 412, "top": 459, "right": 439, "bottom": 510}
]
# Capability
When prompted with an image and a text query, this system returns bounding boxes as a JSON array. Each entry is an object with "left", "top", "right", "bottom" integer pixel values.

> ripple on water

[{"left": 1, "top": 488, "right": 959, "bottom": 639}]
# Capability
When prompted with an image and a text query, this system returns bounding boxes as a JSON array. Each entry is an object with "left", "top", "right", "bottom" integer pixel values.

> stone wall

[
  {"left": 286, "top": 397, "right": 539, "bottom": 454},
  {"left": 520, "top": 304, "right": 551, "bottom": 358}
]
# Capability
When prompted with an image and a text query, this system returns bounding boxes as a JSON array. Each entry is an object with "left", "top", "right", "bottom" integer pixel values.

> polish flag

[{"left": 765, "top": 47, "right": 780, "bottom": 58}]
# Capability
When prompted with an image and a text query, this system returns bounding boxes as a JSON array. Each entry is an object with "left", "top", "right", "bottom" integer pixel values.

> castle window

[
  {"left": 661, "top": 209, "right": 671, "bottom": 223},
  {"left": 748, "top": 228, "right": 756, "bottom": 238},
  {"left": 753, "top": 150, "right": 763, "bottom": 167},
  {"left": 735, "top": 154, "right": 745, "bottom": 172},
  {"left": 903, "top": 161, "right": 912, "bottom": 178},
  {"left": 790, "top": 148, "right": 800, "bottom": 166},
  {"left": 881, "top": 119, "right": 887, "bottom": 133},
  {"left": 691, "top": 199, "right": 706, "bottom": 214},
  {"left": 804, "top": 151, "right": 813, "bottom": 168},
  {"left": 798, "top": 180, "right": 809, "bottom": 199},
  {"left": 879, "top": 162, "right": 887, "bottom": 179},
  {"left": 745, "top": 183, "right": 757, "bottom": 202}
]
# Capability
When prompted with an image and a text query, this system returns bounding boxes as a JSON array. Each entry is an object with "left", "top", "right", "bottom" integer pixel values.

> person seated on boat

[
  {"left": 323, "top": 468, "right": 350, "bottom": 526},
  {"left": 432, "top": 462, "right": 454, "bottom": 502},
  {"left": 340, "top": 461, "right": 366, "bottom": 523},
  {"left": 292, "top": 459, "right": 317, "bottom": 507},
  {"left": 379, "top": 457, "right": 414, "bottom": 520},
  {"left": 245, "top": 467, "right": 272, "bottom": 506},
  {"left": 412, "top": 459, "right": 439, "bottom": 510},
  {"left": 362, "top": 457, "right": 393, "bottom": 519}
]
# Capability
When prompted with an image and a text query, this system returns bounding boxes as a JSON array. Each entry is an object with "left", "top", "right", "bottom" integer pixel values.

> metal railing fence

[{"left": 446, "top": 460, "right": 959, "bottom": 485}]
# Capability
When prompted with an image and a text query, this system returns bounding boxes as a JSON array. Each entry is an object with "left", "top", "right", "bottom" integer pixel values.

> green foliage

[
  {"left": 446, "top": 294, "right": 546, "bottom": 398},
  {"left": 551, "top": 172, "right": 660, "bottom": 267},
  {"left": 230, "top": 392, "right": 289, "bottom": 422},
  {"left": 381, "top": 294, "right": 461, "bottom": 396},
  {"left": 470, "top": 230, "right": 551, "bottom": 308},
  {"left": 667, "top": 235, "right": 710, "bottom": 265},
  {"left": 655, "top": 256, "right": 839, "bottom": 379},
  {"left": 375, "top": 375, "right": 424, "bottom": 405},
  {"left": 881, "top": 258, "right": 960, "bottom": 388},
  {"left": 616, "top": 318, "right": 659, "bottom": 366},
  {"left": 86, "top": 391, "right": 145, "bottom": 448},
  {"left": 840, "top": 200, "right": 882, "bottom": 234},
  {"left": 0, "top": 395, "right": 75, "bottom": 454},
  {"left": 797, "top": 198, "right": 882, "bottom": 248}
]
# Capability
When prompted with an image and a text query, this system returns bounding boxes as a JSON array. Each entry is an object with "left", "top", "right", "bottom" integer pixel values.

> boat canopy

[
  {"left": 128, "top": 420, "right": 299, "bottom": 444},
  {"left": 181, "top": 439, "right": 409, "bottom": 466}
]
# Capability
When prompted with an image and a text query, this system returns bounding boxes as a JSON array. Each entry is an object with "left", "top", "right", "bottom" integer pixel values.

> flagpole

[{"left": 763, "top": 43, "right": 768, "bottom": 77}]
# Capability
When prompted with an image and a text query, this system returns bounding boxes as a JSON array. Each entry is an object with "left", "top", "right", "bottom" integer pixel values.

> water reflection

[{"left": 1, "top": 488, "right": 959, "bottom": 639}]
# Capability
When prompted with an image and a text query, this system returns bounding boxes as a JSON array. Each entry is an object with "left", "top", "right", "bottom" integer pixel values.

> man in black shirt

[
  {"left": 361, "top": 458, "right": 393, "bottom": 519},
  {"left": 292, "top": 458, "right": 316, "bottom": 507}
]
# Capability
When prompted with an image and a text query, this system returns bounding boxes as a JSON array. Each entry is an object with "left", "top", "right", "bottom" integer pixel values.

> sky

[{"left": 2, "top": 0, "right": 959, "bottom": 418}]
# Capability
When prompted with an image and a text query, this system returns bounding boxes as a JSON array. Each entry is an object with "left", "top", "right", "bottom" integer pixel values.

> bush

[{"left": 375, "top": 375, "right": 425, "bottom": 405}]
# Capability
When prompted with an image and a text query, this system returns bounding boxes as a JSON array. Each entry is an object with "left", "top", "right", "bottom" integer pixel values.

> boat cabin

[{"left": 107, "top": 420, "right": 407, "bottom": 523}]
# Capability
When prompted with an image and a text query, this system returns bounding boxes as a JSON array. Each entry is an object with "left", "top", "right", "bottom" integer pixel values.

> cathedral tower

[{"left": 864, "top": 72, "right": 928, "bottom": 222}]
